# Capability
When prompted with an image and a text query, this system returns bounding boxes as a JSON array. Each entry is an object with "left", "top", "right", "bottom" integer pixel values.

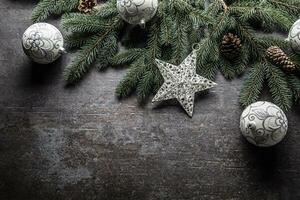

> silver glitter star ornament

[{"left": 152, "top": 51, "right": 217, "bottom": 117}]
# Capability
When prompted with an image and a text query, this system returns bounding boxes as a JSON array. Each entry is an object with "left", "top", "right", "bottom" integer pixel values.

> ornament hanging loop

[
  {"left": 59, "top": 47, "right": 67, "bottom": 55},
  {"left": 192, "top": 43, "right": 201, "bottom": 52},
  {"left": 139, "top": 19, "right": 146, "bottom": 29}
]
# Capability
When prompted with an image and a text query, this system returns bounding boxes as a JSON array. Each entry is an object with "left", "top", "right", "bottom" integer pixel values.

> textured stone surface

[{"left": 1, "top": 1, "right": 300, "bottom": 199}]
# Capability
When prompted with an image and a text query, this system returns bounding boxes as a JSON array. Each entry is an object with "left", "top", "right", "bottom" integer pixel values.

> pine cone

[
  {"left": 78, "top": 0, "right": 97, "bottom": 13},
  {"left": 220, "top": 33, "right": 242, "bottom": 60},
  {"left": 266, "top": 46, "right": 296, "bottom": 72}
]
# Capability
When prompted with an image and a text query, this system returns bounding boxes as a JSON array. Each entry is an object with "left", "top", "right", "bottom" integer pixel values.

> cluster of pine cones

[{"left": 220, "top": 33, "right": 297, "bottom": 73}]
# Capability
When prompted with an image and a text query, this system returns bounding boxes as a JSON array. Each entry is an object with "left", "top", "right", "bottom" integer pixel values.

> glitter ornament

[
  {"left": 117, "top": 0, "right": 158, "bottom": 26},
  {"left": 22, "top": 23, "right": 65, "bottom": 64},
  {"left": 288, "top": 19, "right": 300, "bottom": 55},
  {"left": 152, "top": 51, "right": 217, "bottom": 117},
  {"left": 240, "top": 101, "right": 288, "bottom": 147}
]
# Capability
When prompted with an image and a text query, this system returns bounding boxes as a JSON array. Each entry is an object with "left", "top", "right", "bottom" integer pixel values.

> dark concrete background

[{"left": 1, "top": 0, "right": 300, "bottom": 199}]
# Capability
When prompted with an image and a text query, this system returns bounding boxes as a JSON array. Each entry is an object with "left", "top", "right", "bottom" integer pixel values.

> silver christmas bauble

[
  {"left": 240, "top": 101, "right": 288, "bottom": 147},
  {"left": 22, "top": 23, "right": 65, "bottom": 64},
  {"left": 288, "top": 19, "right": 300, "bottom": 55},
  {"left": 117, "top": 0, "right": 158, "bottom": 26}
]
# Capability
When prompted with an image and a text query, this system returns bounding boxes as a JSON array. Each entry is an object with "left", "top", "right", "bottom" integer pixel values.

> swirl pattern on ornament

[
  {"left": 289, "top": 19, "right": 300, "bottom": 54},
  {"left": 117, "top": 0, "right": 158, "bottom": 25},
  {"left": 22, "top": 23, "right": 63, "bottom": 64},
  {"left": 240, "top": 101, "right": 288, "bottom": 147}
]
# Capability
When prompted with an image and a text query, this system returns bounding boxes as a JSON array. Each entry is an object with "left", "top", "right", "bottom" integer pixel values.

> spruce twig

[{"left": 64, "top": 18, "right": 122, "bottom": 83}]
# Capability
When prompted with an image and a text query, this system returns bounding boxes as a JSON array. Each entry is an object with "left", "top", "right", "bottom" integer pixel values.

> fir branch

[
  {"left": 210, "top": 11, "right": 230, "bottom": 40},
  {"left": 136, "top": 69, "right": 157, "bottom": 103},
  {"left": 219, "top": 60, "right": 236, "bottom": 79},
  {"left": 115, "top": 57, "right": 147, "bottom": 99},
  {"left": 95, "top": 34, "right": 118, "bottom": 70},
  {"left": 290, "top": 52, "right": 300, "bottom": 67},
  {"left": 94, "top": 0, "right": 119, "bottom": 18},
  {"left": 64, "top": 19, "right": 122, "bottom": 83},
  {"left": 234, "top": 5, "right": 292, "bottom": 31},
  {"left": 287, "top": 74, "right": 300, "bottom": 102},
  {"left": 234, "top": 45, "right": 250, "bottom": 76},
  {"left": 206, "top": 0, "right": 224, "bottom": 15},
  {"left": 110, "top": 49, "right": 144, "bottom": 66},
  {"left": 197, "top": 38, "right": 219, "bottom": 64},
  {"left": 31, "top": 0, "right": 57, "bottom": 22},
  {"left": 159, "top": 15, "right": 175, "bottom": 45},
  {"left": 266, "top": 0, "right": 300, "bottom": 16},
  {"left": 265, "top": 64, "right": 293, "bottom": 110},
  {"left": 32, "top": 0, "right": 78, "bottom": 22},
  {"left": 116, "top": 21, "right": 161, "bottom": 100},
  {"left": 62, "top": 13, "right": 115, "bottom": 33},
  {"left": 256, "top": 35, "right": 289, "bottom": 50},
  {"left": 136, "top": 22, "right": 162, "bottom": 101},
  {"left": 261, "top": 8, "right": 292, "bottom": 32},
  {"left": 171, "top": 0, "right": 193, "bottom": 14},
  {"left": 197, "top": 61, "right": 219, "bottom": 81},
  {"left": 195, "top": 37, "right": 220, "bottom": 81},
  {"left": 240, "top": 63, "right": 265, "bottom": 107},
  {"left": 146, "top": 22, "right": 162, "bottom": 59},
  {"left": 159, "top": 0, "right": 178, "bottom": 45},
  {"left": 189, "top": 11, "right": 213, "bottom": 29},
  {"left": 171, "top": 20, "right": 190, "bottom": 64},
  {"left": 235, "top": 22, "right": 263, "bottom": 60},
  {"left": 64, "top": 32, "right": 88, "bottom": 49},
  {"left": 63, "top": 34, "right": 109, "bottom": 83}
]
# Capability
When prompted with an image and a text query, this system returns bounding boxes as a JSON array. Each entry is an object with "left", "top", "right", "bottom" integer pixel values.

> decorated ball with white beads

[{"left": 240, "top": 101, "right": 288, "bottom": 147}]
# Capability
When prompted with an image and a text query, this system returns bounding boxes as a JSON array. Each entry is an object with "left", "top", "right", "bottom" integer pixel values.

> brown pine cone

[
  {"left": 266, "top": 46, "right": 296, "bottom": 72},
  {"left": 78, "top": 0, "right": 97, "bottom": 13},
  {"left": 220, "top": 33, "right": 242, "bottom": 60}
]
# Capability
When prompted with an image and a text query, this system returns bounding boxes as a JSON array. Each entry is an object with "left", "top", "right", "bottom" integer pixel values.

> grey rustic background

[{"left": 1, "top": 0, "right": 300, "bottom": 199}]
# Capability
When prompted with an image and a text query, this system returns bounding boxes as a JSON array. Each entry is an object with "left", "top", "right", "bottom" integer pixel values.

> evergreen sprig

[
  {"left": 31, "top": 0, "right": 300, "bottom": 110},
  {"left": 240, "top": 63, "right": 265, "bottom": 107},
  {"left": 32, "top": 0, "right": 79, "bottom": 22},
  {"left": 266, "top": 64, "right": 293, "bottom": 110},
  {"left": 63, "top": 19, "right": 122, "bottom": 83}
]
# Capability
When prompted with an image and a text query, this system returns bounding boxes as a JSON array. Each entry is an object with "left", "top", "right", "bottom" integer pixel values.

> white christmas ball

[
  {"left": 240, "top": 101, "right": 288, "bottom": 147},
  {"left": 117, "top": 0, "right": 158, "bottom": 25},
  {"left": 22, "top": 23, "right": 65, "bottom": 64},
  {"left": 288, "top": 19, "right": 300, "bottom": 55}
]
